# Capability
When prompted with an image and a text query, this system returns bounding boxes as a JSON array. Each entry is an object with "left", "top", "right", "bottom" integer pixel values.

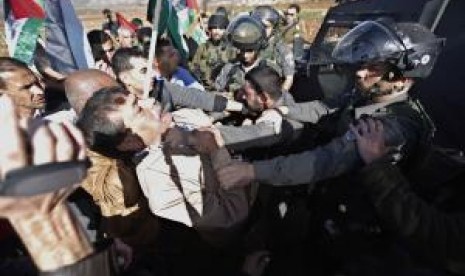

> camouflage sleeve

[
  {"left": 190, "top": 43, "right": 207, "bottom": 77},
  {"left": 277, "top": 42, "right": 295, "bottom": 76},
  {"left": 228, "top": 47, "right": 238, "bottom": 61}
]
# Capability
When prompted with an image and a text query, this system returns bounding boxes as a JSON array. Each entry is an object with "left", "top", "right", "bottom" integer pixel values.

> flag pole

[{"left": 143, "top": 0, "right": 163, "bottom": 99}]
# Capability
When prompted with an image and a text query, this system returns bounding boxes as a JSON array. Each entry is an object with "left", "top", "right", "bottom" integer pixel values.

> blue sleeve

[{"left": 175, "top": 68, "right": 197, "bottom": 86}]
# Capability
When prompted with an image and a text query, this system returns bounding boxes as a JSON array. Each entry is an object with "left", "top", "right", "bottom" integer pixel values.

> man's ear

[
  {"left": 119, "top": 71, "right": 130, "bottom": 85},
  {"left": 260, "top": 92, "right": 274, "bottom": 107}
]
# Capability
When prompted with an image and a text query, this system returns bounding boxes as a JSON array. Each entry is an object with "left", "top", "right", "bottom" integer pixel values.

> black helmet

[
  {"left": 332, "top": 20, "right": 445, "bottom": 78},
  {"left": 208, "top": 13, "right": 229, "bottom": 30},
  {"left": 227, "top": 15, "right": 266, "bottom": 51},
  {"left": 251, "top": 5, "right": 281, "bottom": 28}
]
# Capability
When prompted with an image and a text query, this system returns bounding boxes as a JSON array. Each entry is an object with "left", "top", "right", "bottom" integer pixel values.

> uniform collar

[{"left": 355, "top": 93, "right": 409, "bottom": 119}]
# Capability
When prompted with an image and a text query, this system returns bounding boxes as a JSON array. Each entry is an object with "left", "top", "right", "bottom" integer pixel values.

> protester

[
  {"left": 78, "top": 87, "right": 252, "bottom": 244},
  {"left": 111, "top": 47, "right": 246, "bottom": 113},
  {"left": 154, "top": 38, "right": 205, "bottom": 90},
  {"left": 45, "top": 69, "right": 119, "bottom": 123},
  {"left": 0, "top": 95, "right": 110, "bottom": 275},
  {"left": 102, "top": 8, "right": 118, "bottom": 36},
  {"left": 117, "top": 27, "right": 136, "bottom": 49},
  {"left": 1, "top": 2, "right": 462, "bottom": 276},
  {"left": 0, "top": 57, "right": 45, "bottom": 119},
  {"left": 87, "top": 30, "right": 116, "bottom": 77}
]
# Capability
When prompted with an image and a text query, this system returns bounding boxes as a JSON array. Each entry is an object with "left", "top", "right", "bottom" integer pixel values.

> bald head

[{"left": 64, "top": 69, "right": 119, "bottom": 114}]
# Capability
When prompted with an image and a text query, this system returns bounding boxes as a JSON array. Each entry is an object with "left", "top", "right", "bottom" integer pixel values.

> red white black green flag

[
  {"left": 4, "top": 0, "right": 94, "bottom": 73},
  {"left": 4, "top": 0, "right": 46, "bottom": 65}
]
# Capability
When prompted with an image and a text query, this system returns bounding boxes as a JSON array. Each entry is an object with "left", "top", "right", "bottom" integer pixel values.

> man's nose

[
  {"left": 356, "top": 68, "right": 369, "bottom": 79},
  {"left": 138, "top": 98, "right": 155, "bottom": 109},
  {"left": 30, "top": 84, "right": 44, "bottom": 95}
]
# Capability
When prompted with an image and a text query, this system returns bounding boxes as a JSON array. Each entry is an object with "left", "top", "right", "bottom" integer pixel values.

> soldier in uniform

[
  {"left": 251, "top": 5, "right": 296, "bottom": 92},
  {"left": 218, "top": 19, "right": 444, "bottom": 192},
  {"left": 283, "top": 4, "right": 308, "bottom": 60},
  {"left": 214, "top": 15, "right": 281, "bottom": 99},
  {"left": 190, "top": 13, "right": 236, "bottom": 90},
  {"left": 217, "top": 20, "right": 446, "bottom": 275}
]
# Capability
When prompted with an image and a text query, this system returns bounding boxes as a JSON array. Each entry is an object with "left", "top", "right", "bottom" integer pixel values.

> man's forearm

[
  {"left": 284, "top": 100, "right": 333, "bottom": 123},
  {"left": 9, "top": 202, "right": 93, "bottom": 272},
  {"left": 218, "top": 123, "right": 279, "bottom": 152},
  {"left": 253, "top": 135, "right": 361, "bottom": 187},
  {"left": 210, "top": 147, "right": 233, "bottom": 170}
]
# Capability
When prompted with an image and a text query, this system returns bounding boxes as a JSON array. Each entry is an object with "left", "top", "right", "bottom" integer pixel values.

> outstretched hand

[
  {"left": 188, "top": 126, "right": 225, "bottom": 155},
  {"left": 0, "top": 95, "right": 86, "bottom": 212},
  {"left": 0, "top": 95, "right": 92, "bottom": 271},
  {"left": 350, "top": 118, "right": 390, "bottom": 165}
]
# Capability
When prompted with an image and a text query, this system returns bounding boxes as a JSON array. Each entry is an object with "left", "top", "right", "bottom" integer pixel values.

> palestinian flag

[
  {"left": 176, "top": 0, "right": 207, "bottom": 46},
  {"left": 116, "top": 12, "right": 138, "bottom": 33},
  {"left": 43, "top": 0, "right": 95, "bottom": 74},
  {"left": 147, "top": 0, "right": 189, "bottom": 60},
  {"left": 4, "top": 0, "right": 94, "bottom": 73},
  {"left": 4, "top": 0, "right": 46, "bottom": 65},
  {"left": 185, "top": 0, "right": 199, "bottom": 11}
]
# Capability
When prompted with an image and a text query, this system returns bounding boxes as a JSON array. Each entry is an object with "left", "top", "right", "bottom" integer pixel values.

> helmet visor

[{"left": 332, "top": 21, "right": 405, "bottom": 64}]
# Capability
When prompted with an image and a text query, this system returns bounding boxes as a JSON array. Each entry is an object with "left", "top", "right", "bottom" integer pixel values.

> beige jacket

[{"left": 81, "top": 150, "right": 159, "bottom": 250}]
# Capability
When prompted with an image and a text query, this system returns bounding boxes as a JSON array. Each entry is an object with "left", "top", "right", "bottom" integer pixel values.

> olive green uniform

[
  {"left": 260, "top": 37, "right": 295, "bottom": 78},
  {"left": 190, "top": 40, "right": 236, "bottom": 90}
]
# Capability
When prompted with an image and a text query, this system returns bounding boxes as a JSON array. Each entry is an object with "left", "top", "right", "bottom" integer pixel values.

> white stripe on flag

[{"left": 4, "top": 14, "right": 27, "bottom": 57}]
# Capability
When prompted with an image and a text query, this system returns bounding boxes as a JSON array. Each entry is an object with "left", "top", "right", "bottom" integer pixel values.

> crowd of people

[{"left": 0, "top": 3, "right": 464, "bottom": 276}]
